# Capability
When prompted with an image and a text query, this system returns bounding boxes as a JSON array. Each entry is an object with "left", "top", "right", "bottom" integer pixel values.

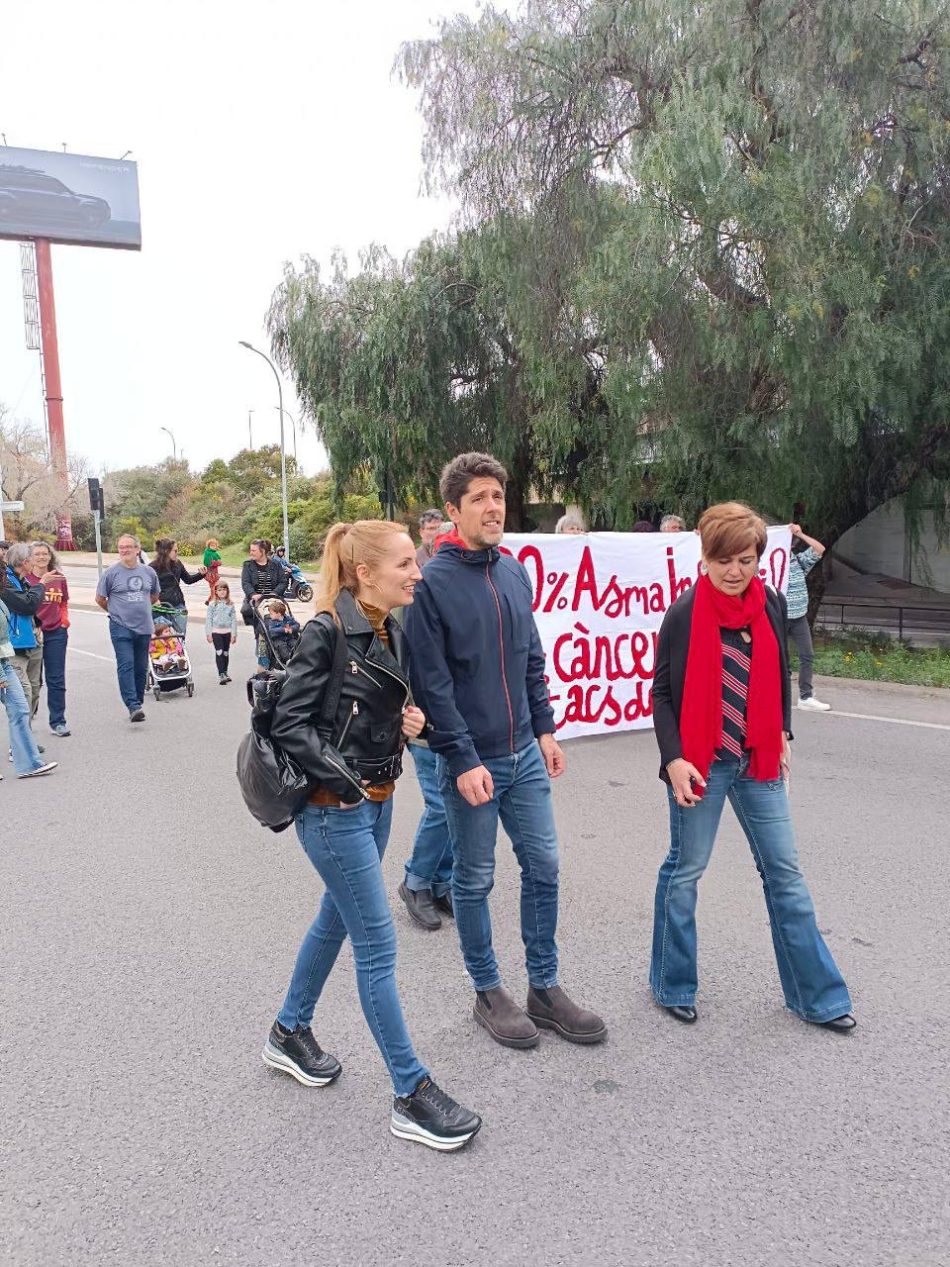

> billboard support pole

[{"left": 34, "top": 239, "right": 75, "bottom": 551}]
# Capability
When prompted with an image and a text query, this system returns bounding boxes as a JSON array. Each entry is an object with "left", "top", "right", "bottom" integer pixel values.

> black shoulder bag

[{"left": 236, "top": 614, "right": 347, "bottom": 833}]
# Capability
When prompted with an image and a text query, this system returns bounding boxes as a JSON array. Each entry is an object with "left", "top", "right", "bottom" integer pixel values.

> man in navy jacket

[{"left": 404, "top": 452, "right": 606, "bottom": 1049}]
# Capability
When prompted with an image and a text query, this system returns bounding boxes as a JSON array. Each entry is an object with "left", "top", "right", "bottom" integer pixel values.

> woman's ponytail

[
  {"left": 316, "top": 519, "right": 409, "bottom": 618},
  {"left": 316, "top": 522, "right": 353, "bottom": 617}
]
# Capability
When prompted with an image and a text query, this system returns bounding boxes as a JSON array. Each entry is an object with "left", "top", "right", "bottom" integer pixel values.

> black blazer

[{"left": 652, "top": 585, "right": 793, "bottom": 783}]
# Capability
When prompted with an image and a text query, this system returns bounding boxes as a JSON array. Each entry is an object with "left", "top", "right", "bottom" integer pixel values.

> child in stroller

[
  {"left": 151, "top": 617, "right": 187, "bottom": 674},
  {"left": 148, "top": 608, "right": 196, "bottom": 697},
  {"left": 256, "top": 597, "right": 301, "bottom": 669}
]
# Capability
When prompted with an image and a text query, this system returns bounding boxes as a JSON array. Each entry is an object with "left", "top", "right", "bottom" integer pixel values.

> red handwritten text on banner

[{"left": 503, "top": 530, "right": 791, "bottom": 740}]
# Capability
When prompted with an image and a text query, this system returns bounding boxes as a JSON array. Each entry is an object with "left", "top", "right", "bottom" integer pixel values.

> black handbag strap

[{"left": 315, "top": 612, "right": 348, "bottom": 734}]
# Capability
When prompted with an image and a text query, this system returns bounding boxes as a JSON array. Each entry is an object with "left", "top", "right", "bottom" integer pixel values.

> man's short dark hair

[
  {"left": 419, "top": 508, "right": 443, "bottom": 528},
  {"left": 440, "top": 452, "right": 508, "bottom": 508}
]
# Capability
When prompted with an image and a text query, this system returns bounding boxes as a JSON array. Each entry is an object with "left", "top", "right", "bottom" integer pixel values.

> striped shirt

[
  {"left": 786, "top": 547, "right": 820, "bottom": 620},
  {"left": 716, "top": 627, "right": 751, "bottom": 761}
]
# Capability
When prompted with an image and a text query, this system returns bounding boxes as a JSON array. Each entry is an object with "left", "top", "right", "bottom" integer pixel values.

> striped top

[
  {"left": 716, "top": 627, "right": 751, "bottom": 761},
  {"left": 786, "top": 547, "right": 820, "bottom": 620}
]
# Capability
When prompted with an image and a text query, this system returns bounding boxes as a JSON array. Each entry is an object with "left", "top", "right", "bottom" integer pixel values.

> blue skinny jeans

[
  {"left": 1, "top": 660, "right": 45, "bottom": 774},
  {"left": 439, "top": 740, "right": 560, "bottom": 993},
  {"left": 403, "top": 743, "right": 454, "bottom": 897},
  {"left": 277, "top": 798, "right": 429, "bottom": 1098}
]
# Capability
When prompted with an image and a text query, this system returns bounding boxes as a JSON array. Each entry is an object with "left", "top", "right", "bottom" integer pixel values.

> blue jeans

[
  {"left": 108, "top": 622, "right": 151, "bottom": 711},
  {"left": 404, "top": 744, "right": 454, "bottom": 897},
  {"left": 650, "top": 758, "right": 852, "bottom": 1022},
  {"left": 439, "top": 740, "right": 560, "bottom": 993},
  {"left": 42, "top": 626, "right": 68, "bottom": 727},
  {"left": 1, "top": 660, "right": 45, "bottom": 775},
  {"left": 277, "top": 798, "right": 429, "bottom": 1098}
]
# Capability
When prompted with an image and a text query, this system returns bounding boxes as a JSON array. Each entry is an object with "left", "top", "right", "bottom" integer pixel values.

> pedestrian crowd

[
  {"left": 1, "top": 456, "right": 847, "bottom": 1158},
  {"left": 243, "top": 452, "right": 852, "bottom": 1156}
]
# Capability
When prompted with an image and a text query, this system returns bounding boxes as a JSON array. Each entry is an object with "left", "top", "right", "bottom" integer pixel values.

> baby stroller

[
  {"left": 147, "top": 604, "right": 196, "bottom": 700},
  {"left": 252, "top": 595, "right": 302, "bottom": 671}
]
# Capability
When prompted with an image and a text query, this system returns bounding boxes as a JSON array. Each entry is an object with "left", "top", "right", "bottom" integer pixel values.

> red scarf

[{"left": 679, "top": 573, "right": 783, "bottom": 787}]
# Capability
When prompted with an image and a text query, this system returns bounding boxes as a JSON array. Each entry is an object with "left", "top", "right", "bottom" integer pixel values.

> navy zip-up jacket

[{"left": 403, "top": 541, "right": 556, "bottom": 778}]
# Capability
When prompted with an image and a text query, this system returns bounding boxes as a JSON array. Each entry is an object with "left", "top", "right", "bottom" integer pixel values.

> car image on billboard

[{"left": 0, "top": 146, "right": 141, "bottom": 250}]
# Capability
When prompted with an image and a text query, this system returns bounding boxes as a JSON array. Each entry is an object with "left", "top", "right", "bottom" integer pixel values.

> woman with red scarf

[{"left": 650, "top": 503, "right": 855, "bottom": 1033}]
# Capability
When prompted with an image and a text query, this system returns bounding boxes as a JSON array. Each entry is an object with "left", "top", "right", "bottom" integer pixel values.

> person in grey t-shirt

[{"left": 95, "top": 534, "right": 160, "bottom": 722}]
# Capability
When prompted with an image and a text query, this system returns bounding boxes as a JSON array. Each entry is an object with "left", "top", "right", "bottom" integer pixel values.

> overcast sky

[{"left": 0, "top": 0, "right": 493, "bottom": 477}]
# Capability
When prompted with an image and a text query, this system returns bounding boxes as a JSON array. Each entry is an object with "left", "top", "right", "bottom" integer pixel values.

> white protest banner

[{"left": 502, "top": 528, "right": 792, "bottom": 740}]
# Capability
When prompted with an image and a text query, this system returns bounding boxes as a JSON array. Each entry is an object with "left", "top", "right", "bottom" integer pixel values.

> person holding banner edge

[{"left": 649, "top": 501, "right": 855, "bottom": 1033}]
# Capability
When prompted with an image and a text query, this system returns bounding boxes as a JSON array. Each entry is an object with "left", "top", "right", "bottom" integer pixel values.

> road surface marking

[
  {"left": 828, "top": 710, "right": 950, "bottom": 732},
  {"left": 70, "top": 648, "right": 114, "bottom": 663}
]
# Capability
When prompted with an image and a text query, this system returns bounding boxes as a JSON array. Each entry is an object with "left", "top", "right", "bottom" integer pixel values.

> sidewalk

[{"left": 62, "top": 551, "right": 246, "bottom": 580}]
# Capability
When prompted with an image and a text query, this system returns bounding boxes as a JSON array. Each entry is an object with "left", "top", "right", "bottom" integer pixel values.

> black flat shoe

[
  {"left": 665, "top": 1005, "right": 698, "bottom": 1024},
  {"left": 397, "top": 881, "right": 442, "bottom": 931},
  {"left": 819, "top": 1013, "right": 857, "bottom": 1034}
]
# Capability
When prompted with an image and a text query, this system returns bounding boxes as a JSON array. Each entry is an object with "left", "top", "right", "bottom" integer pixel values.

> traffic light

[{"left": 87, "top": 477, "right": 105, "bottom": 517}]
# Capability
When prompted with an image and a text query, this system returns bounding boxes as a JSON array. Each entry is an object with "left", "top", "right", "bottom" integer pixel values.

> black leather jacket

[{"left": 270, "top": 589, "right": 410, "bottom": 804}]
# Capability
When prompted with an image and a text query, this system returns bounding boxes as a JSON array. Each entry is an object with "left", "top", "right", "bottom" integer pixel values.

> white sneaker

[
  {"left": 798, "top": 696, "right": 831, "bottom": 712},
  {"left": 18, "top": 761, "right": 58, "bottom": 779}
]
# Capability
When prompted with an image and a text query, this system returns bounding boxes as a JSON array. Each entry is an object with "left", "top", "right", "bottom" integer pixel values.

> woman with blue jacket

[
  {"left": 0, "top": 595, "right": 56, "bottom": 779},
  {"left": 3, "top": 543, "right": 44, "bottom": 719}
]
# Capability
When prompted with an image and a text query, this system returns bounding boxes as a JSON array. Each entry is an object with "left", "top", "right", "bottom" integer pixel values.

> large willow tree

[
  {"left": 393, "top": 0, "right": 950, "bottom": 542},
  {"left": 267, "top": 231, "right": 605, "bottom": 527}
]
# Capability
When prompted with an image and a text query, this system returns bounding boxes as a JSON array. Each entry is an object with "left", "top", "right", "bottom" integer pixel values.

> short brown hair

[
  {"left": 440, "top": 452, "right": 508, "bottom": 509},
  {"left": 698, "top": 502, "right": 767, "bottom": 560}
]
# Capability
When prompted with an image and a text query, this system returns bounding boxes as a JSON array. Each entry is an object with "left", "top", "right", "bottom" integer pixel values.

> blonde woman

[{"left": 265, "top": 520, "right": 481, "bottom": 1151}]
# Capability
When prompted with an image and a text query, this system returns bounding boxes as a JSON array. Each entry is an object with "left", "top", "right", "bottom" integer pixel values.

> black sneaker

[
  {"left": 390, "top": 1078, "right": 481, "bottom": 1151},
  {"left": 129, "top": 708, "right": 146, "bottom": 723},
  {"left": 261, "top": 1022, "right": 342, "bottom": 1087}
]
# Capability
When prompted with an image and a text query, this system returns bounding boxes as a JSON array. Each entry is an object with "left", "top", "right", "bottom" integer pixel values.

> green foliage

[
  {"left": 267, "top": 230, "right": 611, "bottom": 527},
  {"left": 105, "top": 459, "right": 193, "bottom": 528},
  {"left": 109, "top": 516, "right": 150, "bottom": 550},
  {"left": 101, "top": 450, "right": 380, "bottom": 566},
  {"left": 385, "top": 0, "right": 950, "bottom": 540},
  {"left": 806, "top": 631, "right": 950, "bottom": 688}
]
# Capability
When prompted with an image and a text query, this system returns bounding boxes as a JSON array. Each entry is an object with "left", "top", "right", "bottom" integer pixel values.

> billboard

[{"left": 0, "top": 145, "right": 141, "bottom": 250}]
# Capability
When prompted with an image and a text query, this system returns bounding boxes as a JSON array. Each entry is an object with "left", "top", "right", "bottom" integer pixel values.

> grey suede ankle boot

[
  {"left": 526, "top": 985, "right": 607, "bottom": 1044},
  {"left": 474, "top": 985, "right": 539, "bottom": 1048}
]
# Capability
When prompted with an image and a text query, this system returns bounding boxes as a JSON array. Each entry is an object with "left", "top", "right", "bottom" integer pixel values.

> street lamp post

[
  {"left": 159, "top": 426, "right": 177, "bottom": 461},
  {"left": 275, "top": 406, "right": 297, "bottom": 463},
  {"left": 239, "top": 340, "right": 289, "bottom": 559}
]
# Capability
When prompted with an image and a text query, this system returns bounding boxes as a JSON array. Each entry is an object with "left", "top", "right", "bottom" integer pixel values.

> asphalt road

[{"left": 2, "top": 607, "right": 949, "bottom": 1267}]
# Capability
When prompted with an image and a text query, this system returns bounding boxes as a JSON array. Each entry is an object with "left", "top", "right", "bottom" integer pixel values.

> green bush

[{"left": 800, "top": 630, "right": 950, "bottom": 689}]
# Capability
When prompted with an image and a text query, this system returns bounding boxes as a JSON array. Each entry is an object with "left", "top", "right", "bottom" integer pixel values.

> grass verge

[{"left": 801, "top": 629, "right": 950, "bottom": 689}]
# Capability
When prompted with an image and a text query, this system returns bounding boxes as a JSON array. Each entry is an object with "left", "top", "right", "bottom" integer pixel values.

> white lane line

[
  {"left": 70, "top": 648, "right": 113, "bottom": 662},
  {"left": 827, "top": 710, "right": 950, "bottom": 732}
]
